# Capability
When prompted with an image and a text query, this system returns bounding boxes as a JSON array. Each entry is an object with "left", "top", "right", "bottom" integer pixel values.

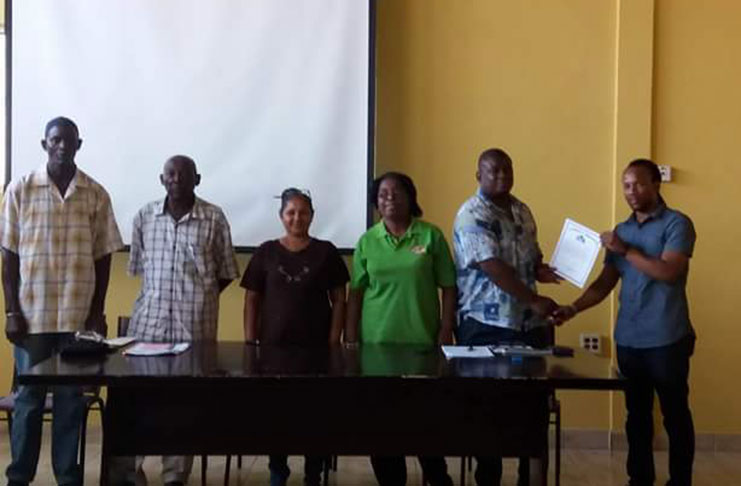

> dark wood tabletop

[
  {"left": 15, "top": 342, "right": 625, "bottom": 466},
  {"left": 18, "top": 342, "right": 624, "bottom": 390}
]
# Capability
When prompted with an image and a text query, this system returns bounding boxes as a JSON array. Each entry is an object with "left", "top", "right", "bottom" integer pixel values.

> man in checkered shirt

[
  {"left": 116, "top": 155, "right": 239, "bottom": 486},
  {"left": 1, "top": 117, "right": 123, "bottom": 486}
]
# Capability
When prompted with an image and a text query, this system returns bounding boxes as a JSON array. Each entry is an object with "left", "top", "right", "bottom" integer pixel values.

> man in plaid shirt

[
  {"left": 2, "top": 117, "right": 123, "bottom": 486},
  {"left": 113, "top": 155, "right": 239, "bottom": 486}
]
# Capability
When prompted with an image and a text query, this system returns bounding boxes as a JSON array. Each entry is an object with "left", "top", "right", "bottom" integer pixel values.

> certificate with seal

[{"left": 549, "top": 219, "right": 601, "bottom": 288}]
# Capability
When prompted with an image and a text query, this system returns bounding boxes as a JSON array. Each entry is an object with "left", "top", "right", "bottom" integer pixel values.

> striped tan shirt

[{"left": 0, "top": 166, "right": 123, "bottom": 333}]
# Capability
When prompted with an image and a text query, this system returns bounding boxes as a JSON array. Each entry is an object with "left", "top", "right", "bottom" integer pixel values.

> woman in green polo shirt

[{"left": 345, "top": 171, "right": 456, "bottom": 486}]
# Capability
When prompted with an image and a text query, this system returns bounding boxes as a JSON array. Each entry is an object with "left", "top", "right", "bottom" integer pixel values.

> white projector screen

[{"left": 8, "top": 0, "right": 373, "bottom": 250}]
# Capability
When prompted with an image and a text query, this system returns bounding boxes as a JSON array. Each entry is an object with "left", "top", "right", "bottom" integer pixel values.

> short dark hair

[
  {"left": 371, "top": 172, "right": 423, "bottom": 218},
  {"left": 478, "top": 148, "right": 512, "bottom": 167},
  {"left": 166, "top": 155, "right": 198, "bottom": 176},
  {"left": 45, "top": 117, "right": 79, "bottom": 138},
  {"left": 279, "top": 188, "right": 314, "bottom": 215},
  {"left": 627, "top": 158, "right": 662, "bottom": 183}
]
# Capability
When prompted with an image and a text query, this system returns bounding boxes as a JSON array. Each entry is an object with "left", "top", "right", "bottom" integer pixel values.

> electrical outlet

[
  {"left": 579, "top": 333, "right": 601, "bottom": 353},
  {"left": 658, "top": 164, "right": 672, "bottom": 182}
]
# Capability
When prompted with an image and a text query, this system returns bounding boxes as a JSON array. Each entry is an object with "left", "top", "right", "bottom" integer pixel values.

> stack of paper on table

[{"left": 123, "top": 343, "right": 190, "bottom": 356}]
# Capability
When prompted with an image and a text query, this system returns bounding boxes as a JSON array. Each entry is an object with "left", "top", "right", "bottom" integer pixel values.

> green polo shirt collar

[{"left": 372, "top": 219, "right": 422, "bottom": 248}]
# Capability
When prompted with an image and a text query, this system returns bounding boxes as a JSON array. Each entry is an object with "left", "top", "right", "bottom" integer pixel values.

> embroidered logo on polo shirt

[{"left": 410, "top": 245, "right": 427, "bottom": 255}]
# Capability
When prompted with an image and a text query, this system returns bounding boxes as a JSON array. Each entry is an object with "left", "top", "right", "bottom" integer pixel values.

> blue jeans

[{"left": 6, "top": 333, "right": 85, "bottom": 486}]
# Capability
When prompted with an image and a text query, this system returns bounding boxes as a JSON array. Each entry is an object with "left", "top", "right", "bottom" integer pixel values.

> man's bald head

[
  {"left": 477, "top": 148, "right": 512, "bottom": 171},
  {"left": 476, "top": 148, "right": 514, "bottom": 200},
  {"left": 160, "top": 155, "right": 200, "bottom": 201},
  {"left": 165, "top": 155, "right": 198, "bottom": 177}
]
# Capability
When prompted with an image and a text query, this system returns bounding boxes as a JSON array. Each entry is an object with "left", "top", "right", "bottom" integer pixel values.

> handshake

[
  {"left": 531, "top": 263, "right": 579, "bottom": 326},
  {"left": 529, "top": 295, "right": 579, "bottom": 326}
]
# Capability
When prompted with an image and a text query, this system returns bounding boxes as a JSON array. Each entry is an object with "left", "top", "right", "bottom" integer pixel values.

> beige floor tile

[{"left": 2, "top": 427, "right": 741, "bottom": 485}]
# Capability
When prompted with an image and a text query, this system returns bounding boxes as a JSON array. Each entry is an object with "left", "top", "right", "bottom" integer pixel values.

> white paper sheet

[
  {"left": 123, "top": 343, "right": 190, "bottom": 357},
  {"left": 549, "top": 219, "right": 602, "bottom": 288},
  {"left": 441, "top": 346, "right": 493, "bottom": 359},
  {"left": 105, "top": 337, "right": 136, "bottom": 348}
]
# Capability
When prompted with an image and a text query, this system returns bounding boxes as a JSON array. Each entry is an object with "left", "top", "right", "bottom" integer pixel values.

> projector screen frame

[{"left": 4, "top": 0, "right": 376, "bottom": 255}]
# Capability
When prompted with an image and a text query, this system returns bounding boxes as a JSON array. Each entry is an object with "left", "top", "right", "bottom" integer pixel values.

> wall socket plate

[
  {"left": 658, "top": 164, "right": 672, "bottom": 182},
  {"left": 579, "top": 333, "right": 601, "bottom": 353}
]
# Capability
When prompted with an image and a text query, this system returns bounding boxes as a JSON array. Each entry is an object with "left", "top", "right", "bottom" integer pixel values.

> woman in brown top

[{"left": 241, "top": 188, "right": 349, "bottom": 486}]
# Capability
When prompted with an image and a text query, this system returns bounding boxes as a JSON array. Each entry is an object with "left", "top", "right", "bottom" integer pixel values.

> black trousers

[
  {"left": 617, "top": 334, "right": 695, "bottom": 486},
  {"left": 268, "top": 455, "right": 325, "bottom": 486},
  {"left": 456, "top": 318, "right": 550, "bottom": 486},
  {"left": 370, "top": 456, "right": 453, "bottom": 486}
]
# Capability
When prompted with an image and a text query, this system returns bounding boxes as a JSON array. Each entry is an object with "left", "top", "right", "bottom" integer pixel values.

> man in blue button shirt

[{"left": 555, "top": 159, "right": 696, "bottom": 486}]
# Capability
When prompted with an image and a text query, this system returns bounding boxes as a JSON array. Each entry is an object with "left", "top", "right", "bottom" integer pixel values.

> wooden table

[{"left": 20, "top": 342, "right": 624, "bottom": 485}]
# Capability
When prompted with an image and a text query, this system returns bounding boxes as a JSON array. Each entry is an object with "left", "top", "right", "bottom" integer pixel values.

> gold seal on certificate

[{"left": 549, "top": 219, "right": 602, "bottom": 288}]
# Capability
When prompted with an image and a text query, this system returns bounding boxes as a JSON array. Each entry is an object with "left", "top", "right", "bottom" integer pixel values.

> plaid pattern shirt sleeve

[
  {"left": 128, "top": 209, "right": 145, "bottom": 276},
  {"left": 0, "top": 180, "right": 22, "bottom": 252},
  {"left": 213, "top": 207, "right": 239, "bottom": 281},
  {"left": 91, "top": 184, "right": 124, "bottom": 259}
]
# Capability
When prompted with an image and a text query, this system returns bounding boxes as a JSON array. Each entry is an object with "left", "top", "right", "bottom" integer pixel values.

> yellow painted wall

[
  {"left": 376, "top": 0, "right": 618, "bottom": 429},
  {"left": 2, "top": 0, "right": 740, "bottom": 435},
  {"left": 374, "top": 0, "right": 741, "bottom": 434},
  {"left": 651, "top": 0, "right": 741, "bottom": 434}
]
